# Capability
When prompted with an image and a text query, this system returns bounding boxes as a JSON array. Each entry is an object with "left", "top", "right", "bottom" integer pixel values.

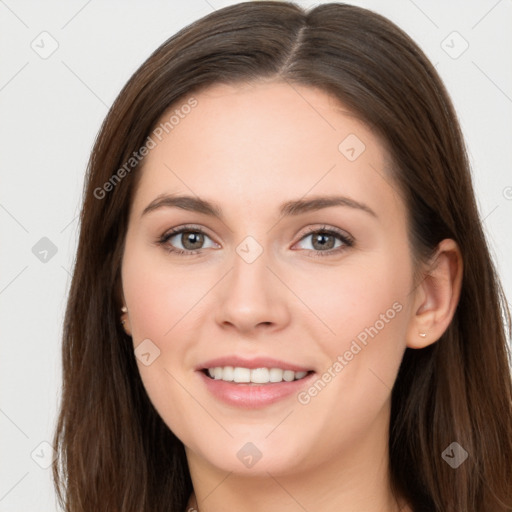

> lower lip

[{"left": 198, "top": 370, "right": 315, "bottom": 408}]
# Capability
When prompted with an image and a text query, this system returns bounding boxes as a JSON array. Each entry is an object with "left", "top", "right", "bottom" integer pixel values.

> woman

[{"left": 52, "top": 2, "right": 512, "bottom": 511}]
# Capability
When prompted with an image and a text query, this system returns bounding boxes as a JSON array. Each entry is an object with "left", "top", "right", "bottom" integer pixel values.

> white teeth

[
  {"left": 222, "top": 366, "right": 234, "bottom": 381},
  {"left": 283, "top": 370, "right": 295, "bottom": 382},
  {"left": 206, "top": 366, "right": 310, "bottom": 384},
  {"left": 233, "top": 367, "right": 251, "bottom": 383},
  {"left": 251, "top": 368, "right": 270, "bottom": 383},
  {"left": 269, "top": 368, "right": 283, "bottom": 382},
  {"left": 209, "top": 366, "right": 235, "bottom": 381}
]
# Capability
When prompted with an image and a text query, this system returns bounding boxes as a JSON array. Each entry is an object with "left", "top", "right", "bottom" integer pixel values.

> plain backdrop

[{"left": 0, "top": 0, "right": 511, "bottom": 510}]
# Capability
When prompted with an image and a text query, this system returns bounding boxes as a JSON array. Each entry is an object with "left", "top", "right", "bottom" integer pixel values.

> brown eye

[
  {"left": 158, "top": 226, "right": 218, "bottom": 255},
  {"left": 310, "top": 232, "right": 337, "bottom": 251},
  {"left": 294, "top": 226, "right": 354, "bottom": 257},
  {"left": 180, "top": 231, "right": 205, "bottom": 250}
]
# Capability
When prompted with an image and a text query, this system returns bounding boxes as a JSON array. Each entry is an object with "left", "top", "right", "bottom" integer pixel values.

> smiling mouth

[{"left": 202, "top": 366, "right": 314, "bottom": 384}]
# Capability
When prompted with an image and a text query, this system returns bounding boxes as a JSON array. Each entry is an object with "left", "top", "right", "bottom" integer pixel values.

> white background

[{"left": 0, "top": 0, "right": 511, "bottom": 510}]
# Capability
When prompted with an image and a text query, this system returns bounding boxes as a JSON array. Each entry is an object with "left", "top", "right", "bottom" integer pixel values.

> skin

[{"left": 120, "top": 81, "right": 462, "bottom": 512}]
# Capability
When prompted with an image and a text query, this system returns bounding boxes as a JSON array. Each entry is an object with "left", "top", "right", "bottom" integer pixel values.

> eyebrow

[{"left": 141, "top": 193, "right": 377, "bottom": 220}]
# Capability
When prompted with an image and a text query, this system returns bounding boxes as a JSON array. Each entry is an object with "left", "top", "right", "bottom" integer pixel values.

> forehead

[{"left": 130, "top": 81, "right": 402, "bottom": 223}]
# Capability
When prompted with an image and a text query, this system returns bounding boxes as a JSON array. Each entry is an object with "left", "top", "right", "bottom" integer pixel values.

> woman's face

[{"left": 121, "top": 81, "right": 419, "bottom": 476}]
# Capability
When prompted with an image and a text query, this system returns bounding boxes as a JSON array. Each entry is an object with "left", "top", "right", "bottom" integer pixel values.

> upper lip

[{"left": 196, "top": 356, "right": 313, "bottom": 373}]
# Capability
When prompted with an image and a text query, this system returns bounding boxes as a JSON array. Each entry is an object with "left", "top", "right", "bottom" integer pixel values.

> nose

[{"left": 214, "top": 245, "right": 290, "bottom": 336}]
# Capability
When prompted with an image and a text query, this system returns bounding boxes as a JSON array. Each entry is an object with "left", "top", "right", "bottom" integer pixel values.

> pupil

[
  {"left": 313, "top": 233, "right": 334, "bottom": 250},
  {"left": 183, "top": 232, "right": 204, "bottom": 250}
]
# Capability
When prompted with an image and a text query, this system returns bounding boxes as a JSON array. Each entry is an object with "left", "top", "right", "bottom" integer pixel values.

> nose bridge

[
  {"left": 215, "top": 234, "right": 288, "bottom": 331},
  {"left": 229, "top": 234, "right": 273, "bottom": 303}
]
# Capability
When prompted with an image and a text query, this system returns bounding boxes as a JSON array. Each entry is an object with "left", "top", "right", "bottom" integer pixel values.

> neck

[{"left": 184, "top": 406, "right": 410, "bottom": 512}]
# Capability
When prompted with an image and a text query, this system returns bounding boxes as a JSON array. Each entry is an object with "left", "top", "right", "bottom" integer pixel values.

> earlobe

[
  {"left": 120, "top": 305, "right": 132, "bottom": 336},
  {"left": 406, "top": 239, "right": 463, "bottom": 349}
]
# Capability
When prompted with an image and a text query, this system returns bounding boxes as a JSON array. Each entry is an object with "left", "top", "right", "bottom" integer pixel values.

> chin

[{"left": 186, "top": 434, "right": 312, "bottom": 476}]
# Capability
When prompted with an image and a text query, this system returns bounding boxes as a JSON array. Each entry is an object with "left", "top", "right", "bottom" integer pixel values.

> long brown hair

[{"left": 52, "top": 2, "right": 512, "bottom": 511}]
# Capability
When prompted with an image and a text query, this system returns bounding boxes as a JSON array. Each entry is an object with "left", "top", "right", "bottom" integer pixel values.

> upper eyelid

[{"left": 162, "top": 224, "right": 216, "bottom": 242}]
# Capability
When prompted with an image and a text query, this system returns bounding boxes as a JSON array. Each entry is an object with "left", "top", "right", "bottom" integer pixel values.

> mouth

[
  {"left": 196, "top": 361, "right": 316, "bottom": 408},
  {"left": 201, "top": 366, "right": 314, "bottom": 384}
]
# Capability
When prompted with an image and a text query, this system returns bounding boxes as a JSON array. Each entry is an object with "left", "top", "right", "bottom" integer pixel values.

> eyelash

[{"left": 156, "top": 224, "right": 354, "bottom": 258}]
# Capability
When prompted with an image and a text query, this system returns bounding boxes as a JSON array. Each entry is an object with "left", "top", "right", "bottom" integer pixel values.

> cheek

[
  {"left": 122, "top": 253, "right": 198, "bottom": 439},
  {"left": 302, "top": 251, "right": 411, "bottom": 401},
  {"left": 286, "top": 258, "right": 410, "bottom": 458},
  {"left": 306, "top": 254, "right": 410, "bottom": 345},
  {"left": 122, "top": 243, "right": 204, "bottom": 341},
  {"left": 121, "top": 246, "right": 215, "bottom": 428}
]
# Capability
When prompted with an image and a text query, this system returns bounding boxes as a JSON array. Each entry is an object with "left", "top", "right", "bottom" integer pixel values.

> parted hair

[{"left": 53, "top": 2, "right": 512, "bottom": 511}]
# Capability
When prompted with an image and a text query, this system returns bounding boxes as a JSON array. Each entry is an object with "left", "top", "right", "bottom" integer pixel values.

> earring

[
  {"left": 121, "top": 305, "right": 128, "bottom": 325},
  {"left": 419, "top": 332, "right": 427, "bottom": 338}
]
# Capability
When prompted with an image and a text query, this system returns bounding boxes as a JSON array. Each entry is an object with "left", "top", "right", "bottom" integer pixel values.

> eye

[
  {"left": 157, "top": 225, "right": 218, "bottom": 255},
  {"left": 293, "top": 225, "right": 354, "bottom": 257},
  {"left": 156, "top": 224, "right": 354, "bottom": 257}
]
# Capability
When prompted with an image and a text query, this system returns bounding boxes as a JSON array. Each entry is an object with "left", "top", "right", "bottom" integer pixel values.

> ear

[{"left": 406, "top": 239, "right": 463, "bottom": 349}]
